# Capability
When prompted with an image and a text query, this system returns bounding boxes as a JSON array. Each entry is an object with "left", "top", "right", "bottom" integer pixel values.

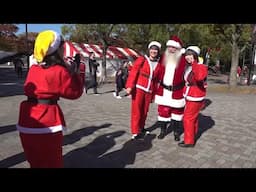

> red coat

[
  {"left": 183, "top": 61, "right": 208, "bottom": 101},
  {"left": 125, "top": 55, "right": 162, "bottom": 94},
  {"left": 17, "top": 64, "right": 84, "bottom": 134},
  {"left": 154, "top": 53, "right": 186, "bottom": 108}
]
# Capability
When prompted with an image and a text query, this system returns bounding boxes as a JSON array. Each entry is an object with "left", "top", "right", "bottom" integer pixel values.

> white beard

[{"left": 164, "top": 50, "right": 181, "bottom": 67}]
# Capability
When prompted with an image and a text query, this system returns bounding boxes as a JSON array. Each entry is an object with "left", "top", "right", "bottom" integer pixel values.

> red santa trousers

[
  {"left": 19, "top": 131, "right": 63, "bottom": 168},
  {"left": 183, "top": 100, "right": 204, "bottom": 144},
  {"left": 131, "top": 88, "right": 152, "bottom": 134},
  {"left": 158, "top": 105, "right": 184, "bottom": 122}
]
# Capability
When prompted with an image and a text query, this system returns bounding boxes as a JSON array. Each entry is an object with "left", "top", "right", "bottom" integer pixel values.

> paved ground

[{"left": 0, "top": 64, "right": 256, "bottom": 168}]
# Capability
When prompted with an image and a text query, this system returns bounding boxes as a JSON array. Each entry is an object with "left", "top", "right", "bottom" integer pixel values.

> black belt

[
  {"left": 27, "top": 97, "right": 58, "bottom": 105},
  {"left": 140, "top": 72, "right": 184, "bottom": 91},
  {"left": 187, "top": 81, "right": 204, "bottom": 87},
  {"left": 160, "top": 82, "right": 185, "bottom": 91}
]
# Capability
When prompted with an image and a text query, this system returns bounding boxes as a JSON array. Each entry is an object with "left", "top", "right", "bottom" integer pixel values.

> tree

[
  {"left": 210, "top": 24, "right": 251, "bottom": 88},
  {"left": 15, "top": 32, "right": 38, "bottom": 54},
  {"left": 0, "top": 24, "right": 18, "bottom": 51},
  {"left": 123, "top": 24, "right": 171, "bottom": 54},
  {"left": 62, "top": 24, "right": 126, "bottom": 83}
]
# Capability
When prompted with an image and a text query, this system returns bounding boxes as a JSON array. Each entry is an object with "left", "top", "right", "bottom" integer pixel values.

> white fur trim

[
  {"left": 46, "top": 31, "right": 62, "bottom": 56},
  {"left": 136, "top": 84, "right": 151, "bottom": 93},
  {"left": 166, "top": 40, "right": 181, "bottom": 49},
  {"left": 148, "top": 41, "right": 161, "bottom": 49},
  {"left": 155, "top": 94, "right": 185, "bottom": 108},
  {"left": 158, "top": 116, "right": 171, "bottom": 122},
  {"left": 171, "top": 114, "right": 183, "bottom": 121},
  {"left": 180, "top": 48, "right": 186, "bottom": 54},
  {"left": 185, "top": 95, "right": 205, "bottom": 101},
  {"left": 29, "top": 54, "right": 38, "bottom": 67},
  {"left": 186, "top": 46, "right": 200, "bottom": 55},
  {"left": 16, "top": 124, "right": 65, "bottom": 134}
]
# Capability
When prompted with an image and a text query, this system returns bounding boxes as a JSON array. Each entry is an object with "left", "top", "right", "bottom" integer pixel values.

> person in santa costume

[
  {"left": 126, "top": 41, "right": 163, "bottom": 140},
  {"left": 16, "top": 30, "right": 84, "bottom": 167},
  {"left": 178, "top": 46, "right": 208, "bottom": 148},
  {"left": 154, "top": 36, "right": 186, "bottom": 141}
]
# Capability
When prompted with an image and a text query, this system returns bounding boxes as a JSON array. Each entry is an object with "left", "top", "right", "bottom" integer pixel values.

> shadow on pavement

[
  {"left": 64, "top": 130, "right": 125, "bottom": 167},
  {"left": 195, "top": 114, "right": 215, "bottom": 143},
  {"left": 0, "top": 152, "right": 26, "bottom": 168},
  {"left": 146, "top": 121, "right": 161, "bottom": 132},
  {"left": 99, "top": 134, "right": 156, "bottom": 168},
  {"left": 0, "top": 124, "right": 17, "bottom": 135},
  {"left": 201, "top": 98, "right": 212, "bottom": 111},
  {"left": 0, "top": 123, "right": 112, "bottom": 168},
  {"left": 63, "top": 123, "right": 112, "bottom": 146},
  {"left": 64, "top": 132, "right": 156, "bottom": 168}
]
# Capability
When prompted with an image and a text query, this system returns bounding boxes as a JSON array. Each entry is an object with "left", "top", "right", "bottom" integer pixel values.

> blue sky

[{"left": 17, "top": 24, "right": 64, "bottom": 34}]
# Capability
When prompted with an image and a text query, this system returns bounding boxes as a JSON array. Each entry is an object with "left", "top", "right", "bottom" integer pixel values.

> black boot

[
  {"left": 158, "top": 121, "right": 167, "bottom": 139},
  {"left": 172, "top": 120, "right": 182, "bottom": 141}
]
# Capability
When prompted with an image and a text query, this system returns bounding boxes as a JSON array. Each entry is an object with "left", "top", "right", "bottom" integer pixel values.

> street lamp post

[{"left": 25, "top": 24, "right": 30, "bottom": 70}]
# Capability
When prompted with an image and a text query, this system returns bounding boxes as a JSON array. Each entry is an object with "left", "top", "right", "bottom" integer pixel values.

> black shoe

[
  {"left": 131, "top": 133, "right": 145, "bottom": 140},
  {"left": 157, "top": 127, "right": 167, "bottom": 139},
  {"left": 174, "top": 132, "right": 180, "bottom": 141},
  {"left": 158, "top": 131, "right": 165, "bottom": 139},
  {"left": 178, "top": 141, "right": 195, "bottom": 148},
  {"left": 141, "top": 128, "right": 150, "bottom": 135}
]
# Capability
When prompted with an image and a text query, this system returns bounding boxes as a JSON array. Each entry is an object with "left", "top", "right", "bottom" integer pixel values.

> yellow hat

[
  {"left": 33, "top": 30, "right": 62, "bottom": 63},
  {"left": 198, "top": 57, "right": 204, "bottom": 64}
]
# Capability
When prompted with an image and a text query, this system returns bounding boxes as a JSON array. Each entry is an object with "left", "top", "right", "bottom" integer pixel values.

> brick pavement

[{"left": 0, "top": 64, "right": 256, "bottom": 168}]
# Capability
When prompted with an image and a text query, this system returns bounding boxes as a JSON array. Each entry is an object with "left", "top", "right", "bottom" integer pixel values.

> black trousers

[{"left": 86, "top": 75, "right": 98, "bottom": 94}]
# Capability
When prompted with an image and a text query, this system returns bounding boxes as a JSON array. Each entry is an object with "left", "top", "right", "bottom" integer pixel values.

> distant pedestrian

[
  {"left": 86, "top": 52, "right": 99, "bottom": 95},
  {"left": 13, "top": 57, "right": 24, "bottom": 78},
  {"left": 113, "top": 61, "right": 129, "bottom": 99}
]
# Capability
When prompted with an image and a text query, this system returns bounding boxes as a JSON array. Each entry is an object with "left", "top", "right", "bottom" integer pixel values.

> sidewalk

[{"left": 0, "top": 65, "right": 256, "bottom": 168}]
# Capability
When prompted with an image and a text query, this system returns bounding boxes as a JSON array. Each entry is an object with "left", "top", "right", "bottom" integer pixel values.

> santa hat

[
  {"left": 166, "top": 35, "right": 183, "bottom": 49},
  {"left": 186, "top": 46, "right": 200, "bottom": 56},
  {"left": 148, "top": 41, "right": 161, "bottom": 50},
  {"left": 34, "top": 30, "right": 62, "bottom": 63}
]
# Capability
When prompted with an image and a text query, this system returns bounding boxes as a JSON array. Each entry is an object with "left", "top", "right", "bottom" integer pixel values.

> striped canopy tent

[{"left": 64, "top": 41, "right": 140, "bottom": 60}]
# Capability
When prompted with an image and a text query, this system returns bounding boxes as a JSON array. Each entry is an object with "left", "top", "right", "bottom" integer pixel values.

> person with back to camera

[
  {"left": 74, "top": 53, "right": 86, "bottom": 92},
  {"left": 86, "top": 52, "right": 99, "bottom": 95},
  {"left": 16, "top": 30, "right": 84, "bottom": 168},
  {"left": 13, "top": 57, "right": 24, "bottom": 78},
  {"left": 178, "top": 46, "right": 208, "bottom": 148},
  {"left": 125, "top": 41, "right": 163, "bottom": 140},
  {"left": 113, "top": 61, "right": 129, "bottom": 99}
]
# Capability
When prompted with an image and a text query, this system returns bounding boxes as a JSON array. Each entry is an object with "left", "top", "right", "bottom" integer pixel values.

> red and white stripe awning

[{"left": 64, "top": 41, "right": 140, "bottom": 60}]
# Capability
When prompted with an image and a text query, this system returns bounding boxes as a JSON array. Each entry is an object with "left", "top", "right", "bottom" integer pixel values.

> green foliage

[{"left": 60, "top": 24, "right": 254, "bottom": 85}]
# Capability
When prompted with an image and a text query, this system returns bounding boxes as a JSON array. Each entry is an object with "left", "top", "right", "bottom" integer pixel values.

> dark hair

[
  {"left": 42, "top": 38, "right": 66, "bottom": 68},
  {"left": 185, "top": 50, "right": 199, "bottom": 62}
]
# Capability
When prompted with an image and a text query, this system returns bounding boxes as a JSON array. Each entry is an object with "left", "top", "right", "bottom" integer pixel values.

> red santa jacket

[
  {"left": 154, "top": 53, "right": 186, "bottom": 108},
  {"left": 17, "top": 64, "right": 84, "bottom": 134},
  {"left": 125, "top": 55, "right": 162, "bottom": 94},
  {"left": 183, "top": 61, "right": 208, "bottom": 101}
]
